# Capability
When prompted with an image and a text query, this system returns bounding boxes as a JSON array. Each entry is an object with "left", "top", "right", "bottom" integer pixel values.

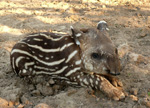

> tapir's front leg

[{"left": 69, "top": 72, "right": 125, "bottom": 100}]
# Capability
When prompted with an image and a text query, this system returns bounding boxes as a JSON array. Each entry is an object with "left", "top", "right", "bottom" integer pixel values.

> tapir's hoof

[
  {"left": 111, "top": 87, "right": 125, "bottom": 100},
  {"left": 99, "top": 76, "right": 125, "bottom": 100}
]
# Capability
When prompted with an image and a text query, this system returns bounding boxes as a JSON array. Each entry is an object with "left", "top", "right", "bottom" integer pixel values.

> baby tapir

[{"left": 10, "top": 21, "right": 125, "bottom": 100}]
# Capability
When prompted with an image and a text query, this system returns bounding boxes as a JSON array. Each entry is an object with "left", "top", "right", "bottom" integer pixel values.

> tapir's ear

[
  {"left": 97, "top": 20, "right": 109, "bottom": 31},
  {"left": 70, "top": 26, "right": 83, "bottom": 46}
]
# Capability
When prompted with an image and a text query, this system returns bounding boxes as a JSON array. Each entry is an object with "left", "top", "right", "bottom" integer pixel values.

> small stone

[
  {"left": 129, "top": 53, "right": 148, "bottom": 64},
  {"left": 37, "top": 84, "right": 53, "bottom": 96},
  {"left": 130, "top": 88, "right": 138, "bottom": 95},
  {"left": 139, "top": 98, "right": 150, "bottom": 107},
  {"left": 68, "top": 7, "right": 79, "bottom": 13},
  {"left": 118, "top": 43, "right": 130, "bottom": 58},
  {"left": 140, "top": 32, "right": 147, "bottom": 37},
  {"left": 17, "top": 104, "right": 24, "bottom": 108},
  {"left": 28, "top": 84, "right": 35, "bottom": 91},
  {"left": 21, "top": 95, "right": 32, "bottom": 105},
  {"left": 48, "top": 79, "right": 55, "bottom": 85},
  {"left": 34, "top": 103, "right": 51, "bottom": 108},
  {"left": 0, "top": 98, "right": 9, "bottom": 107},
  {"left": 31, "top": 90, "right": 41, "bottom": 96},
  {"left": 102, "top": 5, "right": 106, "bottom": 8},
  {"left": 8, "top": 101, "right": 14, "bottom": 107},
  {"left": 147, "top": 16, "right": 150, "bottom": 24},
  {"left": 124, "top": 92, "right": 129, "bottom": 97},
  {"left": 129, "top": 95, "right": 138, "bottom": 101}
]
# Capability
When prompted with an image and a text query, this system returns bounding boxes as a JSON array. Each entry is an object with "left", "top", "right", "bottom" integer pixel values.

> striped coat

[{"left": 10, "top": 21, "right": 125, "bottom": 100}]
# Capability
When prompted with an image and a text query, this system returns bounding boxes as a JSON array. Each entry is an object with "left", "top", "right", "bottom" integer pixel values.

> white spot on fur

[
  {"left": 44, "top": 42, "right": 47, "bottom": 45},
  {"left": 33, "top": 38, "right": 43, "bottom": 41},
  {"left": 90, "top": 78, "right": 93, "bottom": 84},
  {"left": 51, "top": 56, "right": 54, "bottom": 58},
  {"left": 21, "top": 45, "right": 24, "bottom": 47},
  {"left": 76, "top": 33, "right": 81, "bottom": 37},
  {"left": 32, "top": 51, "right": 35, "bottom": 54},
  {"left": 95, "top": 81, "right": 98, "bottom": 85},
  {"left": 80, "top": 78, "right": 82, "bottom": 82},
  {"left": 91, "top": 74, "right": 94, "bottom": 79},
  {"left": 22, "top": 69, "right": 27, "bottom": 73},
  {"left": 85, "top": 62, "right": 93, "bottom": 71},
  {"left": 75, "top": 60, "right": 81, "bottom": 65},
  {"left": 39, "top": 55, "right": 43, "bottom": 57},
  {"left": 29, "top": 67, "right": 32, "bottom": 71},
  {"left": 77, "top": 75, "right": 80, "bottom": 79},
  {"left": 83, "top": 79, "right": 89, "bottom": 85},
  {"left": 45, "top": 57, "right": 49, "bottom": 60},
  {"left": 75, "top": 40, "right": 80, "bottom": 45},
  {"left": 27, "top": 39, "right": 30, "bottom": 42}
]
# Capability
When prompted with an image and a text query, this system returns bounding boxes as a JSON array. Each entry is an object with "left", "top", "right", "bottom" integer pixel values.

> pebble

[
  {"left": 130, "top": 88, "right": 138, "bottom": 95},
  {"left": 129, "top": 53, "right": 148, "bottom": 64},
  {"left": 21, "top": 95, "right": 32, "bottom": 105},
  {"left": 37, "top": 84, "right": 53, "bottom": 96},
  {"left": 68, "top": 7, "right": 79, "bottom": 13},
  {"left": 129, "top": 95, "right": 138, "bottom": 101},
  {"left": 139, "top": 98, "right": 150, "bottom": 107},
  {"left": 0, "top": 98, "right": 9, "bottom": 107},
  {"left": 34, "top": 103, "right": 51, "bottom": 108},
  {"left": 48, "top": 79, "right": 55, "bottom": 85},
  {"left": 117, "top": 43, "right": 130, "bottom": 58},
  {"left": 147, "top": 16, "right": 150, "bottom": 24},
  {"left": 31, "top": 90, "right": 41, "bottom": 96}
]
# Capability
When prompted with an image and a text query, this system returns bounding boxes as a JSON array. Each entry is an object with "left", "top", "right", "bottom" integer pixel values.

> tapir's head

[{"left": 71, "top": 21, "right": 121, "bottom": 75}]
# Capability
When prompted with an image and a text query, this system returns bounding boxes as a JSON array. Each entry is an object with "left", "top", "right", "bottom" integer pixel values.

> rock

[
  {"left": 102, "top": 5, "right": 106, "bottom": 9},
  {"left": 34, "top": 103, "right": 51, "bottom": 108},
  {"left": 52, "top": 85, "right": 60, "bottom": 94},
  {"left": 0, "top": 98, "right": 9, "bottom": 107},
  {"left": 139, "top": 28, "right": 149, "bottom": 37},
  {"left": 8, "top": 101, "right": 14, "bottom": 107},
  {"left": 31, "top": 90, "right": 41, "bottom": 96},
  {"left": 21, "top": 95, "right": 32, "bottom": 105},
  {"left": 130, "top": 88, "right": 138, "bottom": 95},
  {"left": 124, "top": 92, "right": 129, "bottom": 97},
  {"left": 147, "top": 16, "right": 150, "bottom": 24},
  {"left": 139, "top": 98, "right": 150, "bottom": 107},
  {"left": 140, "top": 32, "right": 147, "bottom": 37},
  {"left": 129, "top": 95, "right": 138, "bottom": 101},
  {"left": 17, "top": 104, "right": 24, "bottom": 108},
  {"left": 117, "top": 43, "right": 130, "bottom": 58},
  {"left": 28, "top": 84, "right": 35, "bottom": 91},
  {"left": 129, "top": 53, "right": 148, "bottom": 64},
  {"left": 48, "top": 79, "right": 55, "bottom": 85},
  {"left": 37, "top": 84, "right": 53, "bottom": 96},
  {"left": 67, "top": 7, "right": 79, "bottom": 14}
]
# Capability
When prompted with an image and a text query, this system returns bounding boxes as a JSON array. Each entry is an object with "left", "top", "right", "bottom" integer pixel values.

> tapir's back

[{"left": 10, "top": 32, "right": 81, "bottom": 77}]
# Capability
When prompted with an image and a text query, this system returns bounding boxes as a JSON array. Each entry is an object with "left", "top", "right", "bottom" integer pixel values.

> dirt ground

[{"left": 0, "top": 0, "right": 150, "bottom": 108}]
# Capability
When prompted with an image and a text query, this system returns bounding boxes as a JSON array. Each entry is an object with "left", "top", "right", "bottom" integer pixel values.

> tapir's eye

[{"left": 91, "top": 53, "right": 100, "bottom": 59}]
